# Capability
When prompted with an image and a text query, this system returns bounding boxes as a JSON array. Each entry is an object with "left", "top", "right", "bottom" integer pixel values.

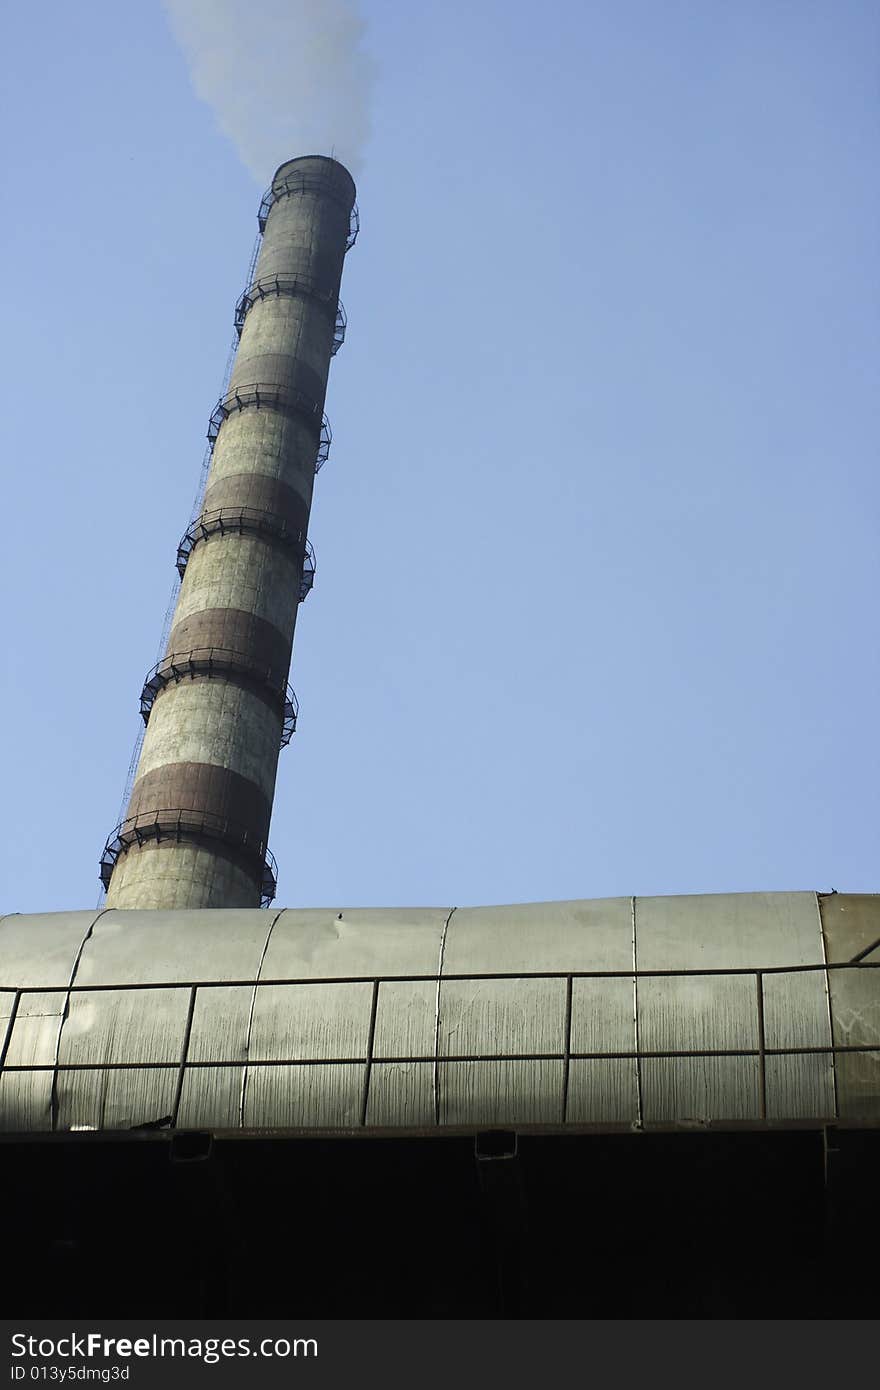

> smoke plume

[{"left": 162, "top": 0, "right": 374, "bottom": 181}]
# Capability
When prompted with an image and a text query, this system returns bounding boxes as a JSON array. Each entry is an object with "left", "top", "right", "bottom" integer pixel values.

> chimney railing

[
  {"left": 234, "top": 274, "right": 346, "bottom": 356},
  {"left": 98, "top": 810, "right": 278, "bottom": 905},
  {"left": 257, "top": 170, "right": 359, "bottom": 249},
  {"left": 175, "top": 509, "right": 313, "bottom": 594},
  {"left": 139, "top": 648, "right": 299, "bottom": 747},
  {"left": 207, "top": 385, "right": 331, "bottom": 472}
]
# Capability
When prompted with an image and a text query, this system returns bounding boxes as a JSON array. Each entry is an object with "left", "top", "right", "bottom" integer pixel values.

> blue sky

[{"left": 1, "top": 1, "right": 877, "bottom": 913}]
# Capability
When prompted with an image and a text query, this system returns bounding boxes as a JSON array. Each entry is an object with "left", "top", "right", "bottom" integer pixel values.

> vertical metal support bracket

[
  {"left": 756, "top": 971, "right": 767, "bottom": 1120},
  {"left": 360, "top": 978, "right": 380, "bottom": 1126}
]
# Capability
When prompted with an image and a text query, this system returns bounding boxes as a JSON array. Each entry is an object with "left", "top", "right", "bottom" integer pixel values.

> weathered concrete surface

[
  {"left": 106, "top": 156, "right": 354, "bottom": 909},
  {"left": 103, "top": 841, "right": 260, "bottom": 913},
  {"left": 170, "top": 533, "right": 302, "bottom": 638},
  {"left": 134, "top": 680, "right": 283, "bottom": 802}
]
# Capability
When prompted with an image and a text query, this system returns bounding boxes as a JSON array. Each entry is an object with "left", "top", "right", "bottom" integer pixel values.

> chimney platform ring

[
  {"left": 257, "top": 170, "right": 359, "bottom": 250},
  {"left": 139, "top": 648, "right": 299, "bottom": 747},
  {"left": 175, "top": 508, "right": 314, "bottom": 598},
  {"left": 234, "top": 275, "right": 346, "bottom": 356},
  {"left": 207, "top": 384, "right": 331, "bottom": 472},
  {"left": 99, "top": 810, "right": 277, "bottom": 905}
]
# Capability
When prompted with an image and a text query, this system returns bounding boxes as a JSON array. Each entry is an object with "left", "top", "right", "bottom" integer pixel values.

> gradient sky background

[{"left": 1, "top": 1, "right": 877, "bottom": 915}]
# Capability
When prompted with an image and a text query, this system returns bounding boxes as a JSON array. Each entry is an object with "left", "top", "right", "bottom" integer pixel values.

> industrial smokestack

[{"left": 101, "top": 156, "right": 357, "bottom": 909}]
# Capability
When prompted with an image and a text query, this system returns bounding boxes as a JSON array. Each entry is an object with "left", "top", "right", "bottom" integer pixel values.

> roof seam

[
  {"left": 239, "top": 907, "right": 286, "bottom": 1128},
  {"left": 50, "top": 907, "right": 109, "bottom": 1132},
  {"left": 632, "top": 896, "right": 643, "bottom": 1131},
  {"left": 432, "top": 907, "right": 456, "bottom": 1127},
  {"left": 816, "top": 891, "right": 840, "bottom": 1123}
]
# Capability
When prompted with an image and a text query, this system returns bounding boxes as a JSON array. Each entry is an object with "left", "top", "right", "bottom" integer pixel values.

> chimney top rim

[{"left": 271, "top": 154, "right": 356, "bottom": 204}]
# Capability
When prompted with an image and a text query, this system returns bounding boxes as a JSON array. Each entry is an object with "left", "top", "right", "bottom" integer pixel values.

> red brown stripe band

[
  {"left": 229, "top": 354, "right": 326, "bottom": 410},
  {"left": 201, "top": 474, "right": 310, "bottom": 532},
  {"left": 168, "top": 609, "right": 291, "bottom": 679},
  {"left": 128, "top": 763, "right": 271, "bottom": 843}
]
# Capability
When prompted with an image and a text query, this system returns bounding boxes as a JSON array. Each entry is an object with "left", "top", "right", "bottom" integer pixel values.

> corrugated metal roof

[{"left": 1, "top": 893, "right": 877, "bottom": 1134}]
